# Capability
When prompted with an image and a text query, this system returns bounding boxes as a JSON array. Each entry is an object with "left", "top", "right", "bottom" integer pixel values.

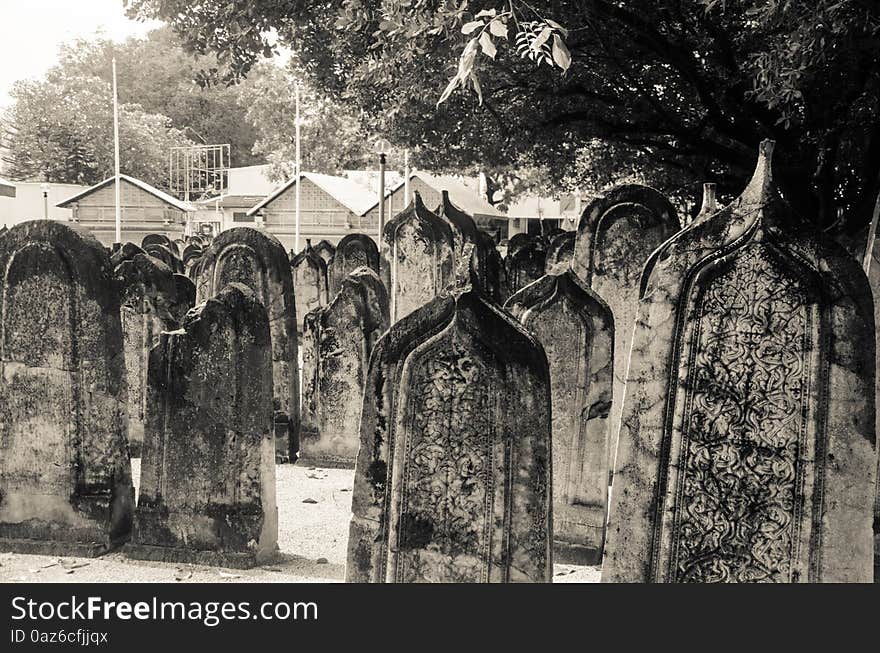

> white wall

[{"left": 0, "top": 182, "right": 83, "bottom": 228}]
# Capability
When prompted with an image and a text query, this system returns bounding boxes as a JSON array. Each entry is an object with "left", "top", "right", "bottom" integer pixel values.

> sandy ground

[{"left": 0, "top": 460, "right": 601, "bottom": 584}]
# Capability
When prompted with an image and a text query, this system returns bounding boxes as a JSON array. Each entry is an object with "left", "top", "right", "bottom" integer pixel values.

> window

[{"left": 233, "top": 212, "right": 254, "bottom": 222}]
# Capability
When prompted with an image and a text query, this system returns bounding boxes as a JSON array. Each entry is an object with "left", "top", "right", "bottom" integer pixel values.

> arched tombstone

[
  {"left": 144, "top": 243, "right": 184, "bottom": 274},
  {"left": 112, "top": 244, "right": 194, "bottom": 456},
  {"left": 196, "top": 227, "right": 300, "bottom": 463},
  {"left": 0, "top": 220, "right": 134, "bottom": 555},
  {"left": 545, "top": 231, "right": 576, "bottom": 274},
  {"left": 506, "top": 232, "right": 533, "bottom": 259},
  {"left": 329, "top": 233, "right": 380, "bottom": 297},
  {"left": 603, "top": 141, "right": 876, "bottom": 583},
  {"left": 383, "top": 192, "right": 454, "bottom": 323},
  {"left": 300, "top": 267, "right": 389, "bottom": 468},
  {"left": 505, "top": 236, "right": 547, "bottom": 296},
  {"left": 346, "top": 249, "right": 552, "bottom": 583},
  {"left": 505, "top": 268, "right": 614, "bottom": 564},
  {"left": 142, "top": 233, "right": 173, "bottom": 251},
  {"left": 572, "top": 184, "right": 680, "bottom": 474},
  {"left": 291, "top": 239, "right": 329, "bottom": 332},
  {"left": 182, "top": 243, "right": 203, "bottom": 277},
  {"left": 126, "top": 283, "right": 277, "bottom": 567},
  {"left": 475, "top": 230, "right": 505, "bottom": 303},
  {"left": 313, "top": 239, "right": 336, "bottom": 268}
]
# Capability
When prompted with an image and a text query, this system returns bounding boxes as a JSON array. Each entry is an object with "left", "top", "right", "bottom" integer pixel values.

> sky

[{"left": 0, "top": 0, "right": 163, "bottom": 108}]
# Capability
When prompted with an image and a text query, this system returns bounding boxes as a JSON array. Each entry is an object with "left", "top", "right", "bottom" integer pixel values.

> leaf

[
  {"left": 552, "top": 34, "right": 572, "bottom": 72},
  {"left": 489, "top": 19, "right": 508, "bottom": 39},
  {"left": 476, "top": 9, "right": 497, "bottom": 18},
  {"left": 479, "top": 32, "right": 497, "bottom": 59},
  {"left": 532, "top": 27, "right": 553, "bottom": 51},
  {"left": 461, "top": 20, "right": 484, "bottom": 35},
  {"left": 545, "top": 19, "right": 569, "bottom": 38},
  {"left": 469, "top": 72, "right": 483, "bottom": 105}
]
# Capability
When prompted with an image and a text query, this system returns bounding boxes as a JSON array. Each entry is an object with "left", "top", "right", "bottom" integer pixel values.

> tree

[
  {"left": 1, "top": 72, "right": 191, "bottom": 187},
  {"left": 127, "top": 0, "right": 880, "bottom": 231}
]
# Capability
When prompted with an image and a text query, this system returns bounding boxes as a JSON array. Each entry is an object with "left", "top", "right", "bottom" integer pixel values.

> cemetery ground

[{"left": 0, "top": 460, "right": 601, "bottom": 584}]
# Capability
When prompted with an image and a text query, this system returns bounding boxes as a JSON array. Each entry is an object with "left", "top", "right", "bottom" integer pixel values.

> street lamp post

[
  {"left": 374, "top": 139, "right": 391, "bottom": 248},
  {"left": 40, "top": 182, "right": 49, "bottom": 220}
]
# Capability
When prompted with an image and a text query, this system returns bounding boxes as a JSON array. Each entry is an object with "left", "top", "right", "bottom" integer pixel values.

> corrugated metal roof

[
  {"left": 247, "top": 172, "right": 379, "bottom": 217},
  {"left": 56, "top": 174, "right": 195, "bottom": 212},
  {"left": 0, "top": 177, "right": 15, "bottom": 198}
]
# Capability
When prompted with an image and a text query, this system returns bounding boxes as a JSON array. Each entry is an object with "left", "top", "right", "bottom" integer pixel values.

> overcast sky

[{"left": 0, "top": 0, "right": 162, "bottom": 108}]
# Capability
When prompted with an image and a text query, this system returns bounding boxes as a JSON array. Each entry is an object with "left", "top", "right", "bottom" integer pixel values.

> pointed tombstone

[
  {"left": 329, "top": 233, "right": 380, "bottom": 298},
  {"left": 572, "top": 184, "right": 680, "bottom": 474},
  {"left": 113, "top": 244, "right": 193, "bottom": 456},
  {"left": 346, "top": 245, "right": 552, "bottom": 583},
  {"left": 474, "top": 229, "right": 505, "bottom": 303},
  {"left": 505, "top": 236, "right": 548, "bottom": 296},
  {"left": 196, "top": 227, "right": 300, "bottom": 463},
  {"left": 291, "top": 239, "right": 330, "bottom": 332},
  {"left": 300, "top": 267, "right": 389, "bottom": 468},
  {"left": 313, "top": 239, "right": 336, "bottom": 267},
  {"left": 545, "top": 231, "right": 576, "bottom": 274},
  {"left": 436, "top": 190, "right": 479, "bottom": 261},
  {"left": 383, "top": 191, "right": 455, "bottom": 323},
  {"left": 603, "top": 141, "right": 876, "bottom": 583},
  {"left": 126, "top": 283, "right": 277, "bottom": 567},
  {"left": 0, "top": 220, "right": 134, "bottom": 555},
  {"left": 505, "top": 268, "right": 614, "bottom": 564}
]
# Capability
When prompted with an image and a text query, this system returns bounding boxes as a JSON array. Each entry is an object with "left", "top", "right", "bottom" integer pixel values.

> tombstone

[
  {"left": 126, "top": 283, "right": 277, "bottom": 567},
  {"left": 505, "top": 236, "right": 547, "bottom": 296},
  {"left": 300, "top": 267, "right": 389, "bottom": 468},
  {"left": 291, "top": 239, "right": 330, "bottom": 331},
  {"left": 182, "top": 243, "right": 203, "bottom": 277},
  {"left": 384, "top": 192, "right": 455, "bottom": 323},
  {"left": 346, "top": 258, "right": 552, "bottom": 583},
  {"left": 506, "top": 269, "right": 614, "bottom": 565},
  {"left": 329, "top": 233, "right": 380, "bottom": 297},
  {"left": 572, "top": 184, "right": 680, "bottom": 474},
  {"left": 144, "top": 243, "right": 184, "bottom": 274},
  {"left": 506, "top": 232, "right": 533, "bottom": 259},
  {"left": 436, "top": 190, "right": 479, "bottom": 261},
  {"left": 113, "top": 244, "right": 194, "bottom": 456},
  {"left": 603, "top": 141, "right": 876, "bottom": 583},
  {"left": 196, "top": 227, "right": 300, "bottom": 463},
  {"left": 141, "top": 233, "right": 173, "bottom": 251},
  {"left": 313, "top": 239, "right": 336, "bottom": 267},
  {"left": 545, "top": 231, "right": 576, "bottom": 273},
  {"left": 0, "top": 220, "right": 134, "bottom": 555},
  {"left": 475, "top": 229, "right": 505, "bottom": 303},
  {"left": 871, "top": 236, "right": 880, "bottom": 579}
]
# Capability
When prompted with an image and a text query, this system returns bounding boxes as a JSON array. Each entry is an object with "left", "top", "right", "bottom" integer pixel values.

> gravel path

[{"left": 0, "top": 460, "right": 600, "bottom": 583}]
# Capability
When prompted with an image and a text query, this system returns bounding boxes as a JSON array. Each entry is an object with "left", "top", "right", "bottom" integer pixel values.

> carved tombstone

[
  {"left": 436, "top": 190, "right": 478, "bottom": 263},
  {"left": 313, "top": 239, "right": 336, "bottom": 267},
  {"left": 603, "top": 141, "right": 876, "bottom": 583},
  {"left": 506, "top": 269, "right": 614, "bottom": 564},
  {"left": 383, "top": 192, "right": 455, "bottom": 323},
  {"left": 291, "top": 239, "right": 329, "bottom": 332},
  {"left": 113, "top": 244, "right": 194, "bottom": 456},
  {"left": 126, "top": 283, "right": 277, "bottom": 567},
  {"left": 329, "top": 234, "right": 380, "bottom": 297},
  {"left": 572, "top": 184, "right": 680, "bottom": 472},
  {"left": 0, "top": 220, "right": 134, "bottom": 555},
  {"left": 505, "top": 236, "right": 547, "bottom": 296},
  {"left": 196, "top": 227, "right": 300, "bottom": 462},
  {"left": 300, "top": 267, "right": 389, "bottom": 468},
  {"left": 545, "top": 231, "right": 576, "bottom": 274},
  {"left": 346, "top": 268, "right": 552, "bottom": 583},
  {"left": 474, "top": 230, "right": 505, "bottom": 303}
]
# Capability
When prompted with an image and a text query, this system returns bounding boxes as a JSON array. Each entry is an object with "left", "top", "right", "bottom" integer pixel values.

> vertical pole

[
  {"left": 404, "top": 149, "right": 410, "bottom": 205},
  {"left": 378, "top": 152, "right": 386, "bottom": 248},
  {"left": 112, "top": 57, "right": 122, "bottom": 244},
  {"left": 42, "top": 189, "right": 48, "bottom": 220},
  {"left": 294, "top": 83, "right": 302, "bottom": 252}
]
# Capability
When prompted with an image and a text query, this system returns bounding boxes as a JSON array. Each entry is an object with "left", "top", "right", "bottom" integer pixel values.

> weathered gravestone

[
  {"left": 384, "top": 192, "right": 455, "bottom": 323},
  {"left": 113, "top": 244, "right": 195, "bottom": 455},
  {"left": 506, "top": 269, "right": 614, "bottom": 564},
  {"left": 197, "top": 227, "right": 300, "bottom": 463},
  {"left": 346, "top": 257, "right": 552, "bottom": 583},
  {"left": 436, "top": 190, "right": 478, "bottom": 263},
  {"left": 313, "top": 239, "right": 336, "bottom": 267},
  {"left": 572, "top": 184, "right": 680, "bottom": 473},
  {"left": 603, "top": 141, "right": 876, "bottom": 583},
  {"left": 0, "top": 220, "right": 134, "bottom": 555},
  {"left": 329, "top": 233, "right": 380, "bottom": 298},
  {"left": 300, "top": 267, "right": 389, "bottom": 468},
  {"left": 126, "top": 283, "right": 277, "bottom": 567},
  {"left": 474, "top": 230, "right": 505, "bottom": 303},
  {"left": 182, "top": 243, "right": 204, "bottom": 278},
  {"left": 505, "top": 235, "right": 547, "bottom": 297},
  {"left": 144, "top": 243, "right": 184, "bottom": 274},
  {"left": 545, "top": 231, "right": 576, "bottom": 274},
  {"left": 291, "top": 239, "right": 329, "bottom": 331}
]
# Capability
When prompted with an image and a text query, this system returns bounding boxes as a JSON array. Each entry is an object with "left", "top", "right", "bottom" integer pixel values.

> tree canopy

[{"left": 127, "top": 0, "right": 880, "bottom": 230}]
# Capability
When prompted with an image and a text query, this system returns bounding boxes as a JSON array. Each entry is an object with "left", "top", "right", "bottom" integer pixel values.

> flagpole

[
  {"left": 294, "top": 82, "right": 301, "bottom": 253},
  {"left": 112, "top": 57, "right": 121, "bottom": 244}
]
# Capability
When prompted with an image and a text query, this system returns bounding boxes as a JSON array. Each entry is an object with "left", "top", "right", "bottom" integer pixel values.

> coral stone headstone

[
  {"left": 291, "top": 239, "right": 329, "bottom": 331},
  {"left": 474, "top": 230, "right": 505, "bottom": 303},
  {"left": 347, "top": 274, "right": 552, "bottom": 583},
  {"left": 313, "top": 239, "right": 336, "bottom": 267},
  {"left": 545, "top": 231, "right": 576, "bottom": 274},
  {"left": 300, "top": 267, "right": 389, "bottom": 467},
  {"left": 196, "top": 227, "right": 300, "bottom": 462},
  {"left": 572, "top": 184, "right": 680, "bottom": 473},
  {"left": 383, "top": 192, "right": 455, "bottom": 323},
  {"left": 505, "top": 236, "right": 547, "bottom": 296},
  {"left": 126, "top": 283, "right": 277, "bottom": 567},
  {"left": 603, "top": 141, "right": 876, "bottom": 583},
  {"left": 0, "top": 220, "right": 134, "bottom": 555},
  {"left": 329, "top": 234, "right": 380, "bottom": 297},
  {"left": 506, "top": 269, "right": 614, "bottom": 564}
]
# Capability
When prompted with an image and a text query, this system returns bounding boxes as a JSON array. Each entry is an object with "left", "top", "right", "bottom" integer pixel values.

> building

[
  {"left": 504, "top": 193, "right": 584, "bottom": 237},
  {"left": 57, "top": 174, "right": 195, "bottom": 246},
  {"left": 0, "top": 181, "right": 86, "bottom": 229}
]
